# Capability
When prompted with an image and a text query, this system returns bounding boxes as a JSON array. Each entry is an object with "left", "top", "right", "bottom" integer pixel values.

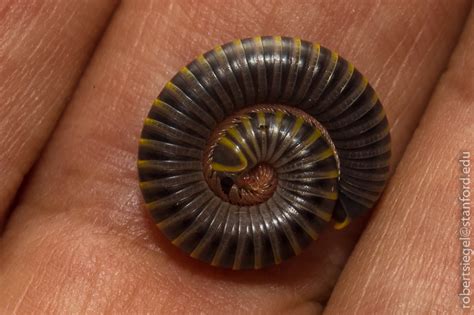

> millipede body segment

[{"left": 138, "top": 36, "right": 391, "bottom": 269}]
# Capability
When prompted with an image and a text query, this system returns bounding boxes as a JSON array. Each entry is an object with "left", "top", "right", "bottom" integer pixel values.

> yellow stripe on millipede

[
  {"left": 253, "top": 36, "right": 262, "bottom": 45},
  {"left": 295, "top": 37, "right": 302, "bottom": 49},
  {"left": 257, "top": 112, "right": 265, "bottom": 127},
  {"left": 172, "top": 230, "right": 189, "bottom": 246},
  {"left": 139, "top": 138, "right": 151, "bottom": 146},
  {"left": 313, "top": 148, "right": 335, "bottom": 162},
  {"left": 144, "top": 118, "right": 157, "bottom": 126},
  {"left": 241, "top": 116, "right": 260, "bottom": 155},
  {"left": 330, "top": 51, "right": 338, "bottom": 65},
  {"left": 232, "top": 39, "right": 242, "bottom": 46},
  {"left": 179, "top": 66, "right": 192, "bottom": 77},
  {"left": 369, "top": 89, "right": 379, "bottom": 104},
  {"left": 345, "top": 62, "right": 355, "bottom": 82},
  {"left": 153, "top": 99, "right": 165, "bottom": 107},
  {"left": 319, "top": 169, "right": 339, "bottom": 179},
  {"left": 315, "top": 209, "right": 333, "bottom": 222},
  {"left": 274, "top": 36, "right": 282, "bottom": 45},
  {"left": 290, "top": 117, "right": 304, "bottom": 137},
  {"left": 227, "top": 127, "right": 257, "bottom": 163},
  {"left": 313, "top": 42, "right": 321, "bottom": 52},
  {"left": 214, "top": 45, "right": 224, "bottom": 54},
  {"left": 165, "top": 81, "right": 177, "bottom": 92},
  {"left": 304, "top": 129, "right": 322, "bottom": 147},
  {"left": 274, "top": 111, "right": 283, "bottom": 126},
  {"left": 322, "top": 190, "right": 338, "bottom": 200},
  {"left": 211, "top": 137, "right": 248, "bottom": 173},
  {"left": 334, "top": 217, "right": 351, "bottom": 230},
  {"left": 197, "top": 54, "right": 206, "bottom": 64}
]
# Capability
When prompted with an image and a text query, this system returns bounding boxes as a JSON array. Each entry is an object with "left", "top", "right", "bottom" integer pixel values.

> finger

[
  {"left": 0, "top": 0, "right": 469, "bottom": 313},
  {"left": 325, "top": 10, "right": 474, "bottom": 314},
  {"left": 0, "top": 0, "right": 118, "bottom": 224}
]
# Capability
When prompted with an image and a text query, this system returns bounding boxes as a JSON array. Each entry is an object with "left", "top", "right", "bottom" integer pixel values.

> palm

[{"left": 1, "top": 1, "right": 472, "bottom": 313}]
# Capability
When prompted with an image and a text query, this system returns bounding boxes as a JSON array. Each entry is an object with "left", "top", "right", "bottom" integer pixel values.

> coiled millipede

[{"left": 138, "top": 36, "right": 391, "bottom": 269}]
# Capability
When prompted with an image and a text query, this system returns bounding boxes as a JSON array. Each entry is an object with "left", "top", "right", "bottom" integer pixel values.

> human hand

[{"left": 0, "top": 1, "right": 472, "bottom": 313}]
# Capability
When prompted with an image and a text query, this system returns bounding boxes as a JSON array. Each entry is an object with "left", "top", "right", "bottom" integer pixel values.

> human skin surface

[{"left": 0, "top": 1, "right": 472, "bottom": 314}]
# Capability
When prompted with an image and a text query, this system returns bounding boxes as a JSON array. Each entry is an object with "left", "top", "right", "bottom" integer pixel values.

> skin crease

[
  {"left": 0, "top": 0, "right": 119, "bottom": 224},
  {"left": 0, "top": 0, "right": 471, "bottom": 313},
  {"left": 326, "top": 11, "right": 474, "bottom": 314}
]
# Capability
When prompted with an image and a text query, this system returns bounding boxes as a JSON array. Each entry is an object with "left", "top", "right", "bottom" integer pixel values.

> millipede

[{"left": 138, "top": 36, "right": 391, "bottom": 269}]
